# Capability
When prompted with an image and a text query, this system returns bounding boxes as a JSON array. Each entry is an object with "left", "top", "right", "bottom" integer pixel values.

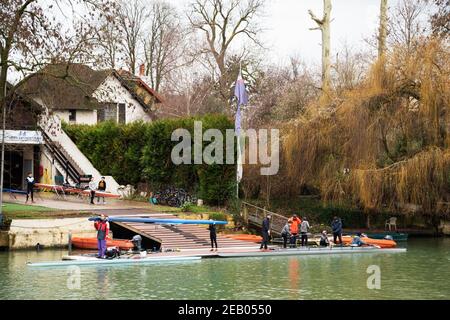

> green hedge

[{"left": 63, "top": 115, "right": 236, "bottom": 204}]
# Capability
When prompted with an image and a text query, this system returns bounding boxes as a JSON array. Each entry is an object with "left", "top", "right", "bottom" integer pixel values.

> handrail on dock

[{"left": 241, "top": 201, "right": 288, "bottom": 235}]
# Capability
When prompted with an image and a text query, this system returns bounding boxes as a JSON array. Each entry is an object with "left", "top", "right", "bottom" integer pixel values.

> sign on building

[{"left": 0, "top": 130, "right": 44, "bottom": 144}]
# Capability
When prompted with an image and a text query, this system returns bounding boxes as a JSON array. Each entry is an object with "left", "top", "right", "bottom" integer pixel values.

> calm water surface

[{"left": 0, "top": 238, "right": 449, "bottom": 300}]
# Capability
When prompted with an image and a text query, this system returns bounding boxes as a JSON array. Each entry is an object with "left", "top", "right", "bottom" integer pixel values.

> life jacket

[
  {"left": 288, "top": 217, "right": 301, "bottom": 234},
  {"left": 95, "top": 221, "right": 109, "bottom": 239}
]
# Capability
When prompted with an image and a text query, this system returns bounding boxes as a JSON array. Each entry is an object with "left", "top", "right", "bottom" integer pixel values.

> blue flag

[
  {"left": 234, "top": 72, "right": 248, "bottom": 136},
  {"left": 234, "top": 71, "right": 247, "bottom": 185}
]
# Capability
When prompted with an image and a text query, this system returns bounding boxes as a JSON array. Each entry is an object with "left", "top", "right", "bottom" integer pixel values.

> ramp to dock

[{"left": 110, "top": 214, "right": 256, "bottom": 250}]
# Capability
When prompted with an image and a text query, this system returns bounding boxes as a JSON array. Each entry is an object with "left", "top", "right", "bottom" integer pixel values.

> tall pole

[{"left": 0, "top": 76, "right": 7, "bottom": 226}]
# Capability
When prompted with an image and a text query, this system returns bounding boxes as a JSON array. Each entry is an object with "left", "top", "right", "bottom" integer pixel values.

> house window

[
  {"left": 97, "top": 109, "right": 105, "bottom": 122},
  {"left": 68, "top": 109, "right": 76, "bottom": 122},
  {"left": 98, "top": 103, "right": 117, "bottom": 123},
  {"left": 118, "top": 103, "right": 126, "bottom": 124}
]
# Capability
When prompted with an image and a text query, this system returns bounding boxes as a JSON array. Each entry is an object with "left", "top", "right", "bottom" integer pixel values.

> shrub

[{"left": 64, "top": 115, "right": 236, "bottom": 205}]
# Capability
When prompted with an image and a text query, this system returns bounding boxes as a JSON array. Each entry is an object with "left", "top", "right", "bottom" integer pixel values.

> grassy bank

[{"left": 1, "top": 203, "right": 92, "bottom": 220}]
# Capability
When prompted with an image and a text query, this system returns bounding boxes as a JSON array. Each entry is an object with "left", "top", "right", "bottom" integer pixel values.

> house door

[{"left": 5, "top": 151, "right": 23, "bottom": 190}]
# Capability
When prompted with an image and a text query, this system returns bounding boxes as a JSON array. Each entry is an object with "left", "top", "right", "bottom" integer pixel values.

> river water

[{"left": 0, "top": 238, "right": 448, "bottom": 300}]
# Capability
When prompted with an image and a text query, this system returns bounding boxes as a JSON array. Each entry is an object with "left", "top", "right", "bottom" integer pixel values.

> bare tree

[
  {"left": 117, "top": 0, "right": 148, "bottom": 75},
  {"left": 389, "top": 0, "right": 428, "bottom": 53},
  {"left": 143, "top": 1, "right": 188, "bottom": 92},
  {"left": 378, "top": 0, "right": 389, "bottom": 59},
  {"left": 309, "top": 0, "right": 332, "bottom": 98},
  {"left": 94, "top": 15, "right": 123, "bottom": 69},
  {"left": 188, "top": 0, "right": 264, "bottom": 105},
  {"left": 430, "top": 0, "right": 450, "bottom": 37}
]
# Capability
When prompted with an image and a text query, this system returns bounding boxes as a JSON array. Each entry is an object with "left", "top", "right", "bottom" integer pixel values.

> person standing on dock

[
  {"left": 88, "top": 177, "right": 97, "bottom": 205},
  {"left": 260, "top": 214, "right": 272, "bottom": 250},
  {"left": 25, "top": 172, "right": 36, "bottom": 203},
  {"left": 94, "top": 214, "right": 110, "bottom": 258},
  {"left": 331, "top": 216, "right": 343, "bottom": 245},
  {"left": 300, "top": 217, "right": 310, "bottom": 246},
  {"left": 97, "top": 177, "right": 107, "bottom": 204},
  {"left": 288, "top": 214, "right": 301, "bottom": 248},
  {"left": 281, "top": 221, "right": 291, "bottom": 248},
  {"left": 208, "top": 221, "right": 218, "bottom": 251}
]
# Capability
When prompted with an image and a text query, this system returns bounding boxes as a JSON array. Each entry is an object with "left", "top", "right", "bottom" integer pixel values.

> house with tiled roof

[
  {"left": 14, "top": 63, "right": 165, "bottom": 193},
  {"left": 21, "top": 63, "right": 163, "bottom": 125}
]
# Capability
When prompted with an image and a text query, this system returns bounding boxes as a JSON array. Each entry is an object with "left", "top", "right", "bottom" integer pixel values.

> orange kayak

[
  {"left": 223, "top": 234, "right": 262, "bottom": 243},
  {"left": 71, "top": 237, "right": 134, "bottom": 250},
  {"left": 341, "top": 236, "right": 397, "bottom": 248}
]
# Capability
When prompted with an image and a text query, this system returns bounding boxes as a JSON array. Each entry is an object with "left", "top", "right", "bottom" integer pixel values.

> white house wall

[
  {"left": 93, "top": 75, "right": 152, "bottom": 123},
  {"left": 54, "top": 110, "right": 97, "bottom": 125}
]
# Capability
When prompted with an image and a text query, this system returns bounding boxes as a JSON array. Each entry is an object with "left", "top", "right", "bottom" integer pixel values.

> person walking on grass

[
  {"left": 97, "top": 176, "right": 107, "bottom": 204},
  {"left": 208, "top": 220, "right": 218, "bottom": 251},
  {"left": 260, "top": 214, "right": 271, "bottom": 251},
  {"left": 94, "top": 214, "right": 109, "bottom": 258},
  {"left": 25, "top": 172, "right": 35, "bottom": 203},
  {"left": 300, "top": 217, "right": 310, "bottom": 247},
  {"left": 281, "top": 221, "right": 291, "bottom": 249},
  {"left": 88, "top": 177, "right": 97, "bottom": 205}
]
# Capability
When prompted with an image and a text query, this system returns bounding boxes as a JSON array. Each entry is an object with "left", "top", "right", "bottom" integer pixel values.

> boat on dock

[
  {"left": 341, "top": 235, "right": 397, "bottom": 248},
  {"left": 71, "top": 237, "right": 134, "bottom": 250}
]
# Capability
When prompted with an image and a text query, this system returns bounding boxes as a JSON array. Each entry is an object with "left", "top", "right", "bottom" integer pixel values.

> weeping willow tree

[{"left": 281, "top": 38, "right": 449, "bottom": 227}]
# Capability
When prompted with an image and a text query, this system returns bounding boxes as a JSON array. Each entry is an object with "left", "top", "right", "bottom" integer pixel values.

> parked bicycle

[{"left": 150, "top": 187, "right": 197, "bottom": 207}]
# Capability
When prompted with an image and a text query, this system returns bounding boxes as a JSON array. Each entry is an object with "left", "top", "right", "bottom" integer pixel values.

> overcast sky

[{"left": 168, "top": 0, "right": 409, "bottom": 66}]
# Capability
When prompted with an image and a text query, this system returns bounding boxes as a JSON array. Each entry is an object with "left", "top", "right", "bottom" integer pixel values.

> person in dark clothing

[
  {"left": 281, "top": 221, "right": 291, "bottom": 249},
  {"left": 208, "top": 221, "right": 218, "bottom": 251},
  {"left": 260, "top": 214, "right": 271, "bottom": 250},
  {"left": 331, "top": 216, "right": 343, "bottom": 245},
  {"left": 97, "top": 176, "right": 107, "bottom": 204},
  {"left": 25, "top": 172, "right": 35, "bottom": 203}
]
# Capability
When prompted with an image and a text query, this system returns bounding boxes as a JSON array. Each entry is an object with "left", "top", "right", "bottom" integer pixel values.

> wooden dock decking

[{"left": 111, "top": 214, "right": 256, "bottom": 250}]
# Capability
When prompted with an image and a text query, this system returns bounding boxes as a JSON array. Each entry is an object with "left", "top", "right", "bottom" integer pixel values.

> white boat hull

[
  {"left": 217, "top": 247, "right": 407, "bottom": 258},
  {"left": 28, "top": 255, "right": 201, "bottom": 267}
]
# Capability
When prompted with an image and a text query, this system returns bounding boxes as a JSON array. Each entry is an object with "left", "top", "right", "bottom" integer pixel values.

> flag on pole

[{"left": 234, "top": 70, "right": 248, "bottom": 184}]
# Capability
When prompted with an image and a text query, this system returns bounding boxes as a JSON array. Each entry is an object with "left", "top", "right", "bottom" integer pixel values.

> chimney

[{"left": 139, "top": 64, "right": 145, "bottom": 77}]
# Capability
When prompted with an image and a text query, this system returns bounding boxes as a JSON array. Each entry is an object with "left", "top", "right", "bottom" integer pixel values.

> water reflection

[{"left": 0, "top": 239, "right": 449, "bottom": 300}]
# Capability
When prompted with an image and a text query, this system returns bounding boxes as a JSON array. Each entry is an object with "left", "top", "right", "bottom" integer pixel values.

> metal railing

[
  {"left": 241, "top": 201, "right": 288, "bottom": 236},
  {"left": 42, "top": 131, "right": 83, "bottom": 185}
]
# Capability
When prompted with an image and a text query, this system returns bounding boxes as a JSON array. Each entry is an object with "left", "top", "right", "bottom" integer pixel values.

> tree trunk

[
  {"left": 322, "top": 0, "right": 332, "bottom": 95},
  {"left": 309, "top": 0, "right": 332, "bottom": 97},
  {"left": 378, "top": 0, "right": 388, "bottom": 59}
]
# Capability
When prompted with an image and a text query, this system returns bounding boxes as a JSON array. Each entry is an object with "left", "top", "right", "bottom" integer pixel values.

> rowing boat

[
  {"left": 223, "top": 234, "right": 262, "bottom": 243},
  {"left": 341, "top": 235, "right": 397, "bottom": 248},
  {"left": 217, "top": 246, "right": 407, "bottom": 258},
  {"left": 71, "top": 237, "right": 134, "bottom": 250},
  {"left": 27, "top": 255, "right": 201, "bottom": 267},
  {"left": 365, "top": 232, "right": 408, "bottom": 241}
]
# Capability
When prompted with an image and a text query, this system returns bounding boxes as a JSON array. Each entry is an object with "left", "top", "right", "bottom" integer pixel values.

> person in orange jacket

[
  {"left": 288, "top": 214, "right": 302, "bottom": 248},
  {"left": 94, "top": 214, "right": 110, "bottom": 258}
]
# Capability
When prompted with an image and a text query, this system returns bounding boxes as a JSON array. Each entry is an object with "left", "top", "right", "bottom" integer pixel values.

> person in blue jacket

[{"left": 331, "top": 216, "right": 343, "bottom": 245}]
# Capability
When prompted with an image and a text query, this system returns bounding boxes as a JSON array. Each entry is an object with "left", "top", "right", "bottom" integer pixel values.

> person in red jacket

[
  {"left": 288, "top": 214, "right": 302, "bottom": 248},
  {"left": 94, "top": 214, "right": 109, "bottom": 258}
]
